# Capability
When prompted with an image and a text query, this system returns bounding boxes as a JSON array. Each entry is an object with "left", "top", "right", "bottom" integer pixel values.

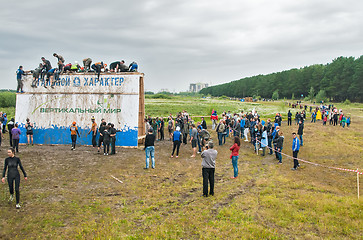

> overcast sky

[{"left": 1, "top": 0, "right": 362, "bottom": 92}]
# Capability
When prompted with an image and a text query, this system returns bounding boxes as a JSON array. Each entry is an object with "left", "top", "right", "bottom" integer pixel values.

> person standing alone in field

[
  {"left": 201, "top": 141, "right": 217, "bottom": 197},
  {"left": 2, "top": 148, "right": 27, "bottom": 209},
  {"left": 25, "top": 118, "right": 34, "bottom": 146}
]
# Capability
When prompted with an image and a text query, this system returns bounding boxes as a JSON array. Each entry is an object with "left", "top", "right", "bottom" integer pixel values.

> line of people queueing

[{"left": 16, "top": 53, "right": 139, "bottom": 92}]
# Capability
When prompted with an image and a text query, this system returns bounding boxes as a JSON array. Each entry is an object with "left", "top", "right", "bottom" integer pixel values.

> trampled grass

[{"left": 0, "top": 98, "right": 362, "bottom": 239}]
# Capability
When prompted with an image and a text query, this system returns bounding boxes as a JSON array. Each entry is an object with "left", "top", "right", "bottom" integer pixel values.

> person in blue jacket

[
  {"left": 171, "top": 126, "right": 182, "bottom": 158},
  {"left": 2, "top": 113, "right": 7, "bottom": 134},
  {"left": 291, "top": 132, "right": 300, "bottom": 170},
  {"left": 16, "top": 66, "right": 28, "bottom": 93},
  {"left": 240, "top": 117, "right": 245, "bottom": 139}
]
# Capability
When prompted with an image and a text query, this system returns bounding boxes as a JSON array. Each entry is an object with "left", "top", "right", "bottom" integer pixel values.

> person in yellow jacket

[{"left": 316, "top": 109, "right": 322, "bottom": 120}]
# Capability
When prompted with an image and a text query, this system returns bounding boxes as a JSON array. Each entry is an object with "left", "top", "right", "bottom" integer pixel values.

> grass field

[{"left": 0, "top": 98, "right": 362, "bottom": 239}]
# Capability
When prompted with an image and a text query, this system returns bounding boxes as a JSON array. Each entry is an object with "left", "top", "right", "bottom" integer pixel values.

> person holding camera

[{"left": 201, "top": 141, "right": 218, "bottom": 197}]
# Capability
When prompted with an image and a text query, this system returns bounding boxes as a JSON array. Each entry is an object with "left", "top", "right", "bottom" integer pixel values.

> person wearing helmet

[
  {"left": 88, "top": 116, "right": 98, "bottom": 147},
  {"left": 171, "top": 126, "right": 181, "bottom": 158},
  {"left": 70, "top": 122, "right": 80, "bottom": 150}
]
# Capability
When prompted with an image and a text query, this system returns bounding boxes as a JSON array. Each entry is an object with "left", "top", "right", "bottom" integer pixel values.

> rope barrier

[{"left": 254, "top": 139, "right": 363, "bottom": 175}]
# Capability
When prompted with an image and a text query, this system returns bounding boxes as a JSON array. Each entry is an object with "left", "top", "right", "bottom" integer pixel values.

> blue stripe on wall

[{"left": 18, "top": 125, "right": 138, "bottom": 147}]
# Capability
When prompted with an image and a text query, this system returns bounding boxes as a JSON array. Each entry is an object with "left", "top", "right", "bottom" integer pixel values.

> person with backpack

[{"left": 25, "top": 118, "right": 34, "bottom": 146}]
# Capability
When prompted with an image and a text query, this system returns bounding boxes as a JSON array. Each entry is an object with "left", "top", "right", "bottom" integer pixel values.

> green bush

[
  {"left": 315, "top": 90, "right": 327, "bottom": 103},
  {"left": 344, "top": 99, "right": 351, "bottom": 105},
  {"left": 271, "top": 90, "right": 279, "bottom": 100},
  {"left": 0, "top": 92, "right": 16, "bottom": 108},
  {"left": 145, "top": 94, "right": 173, "bottom": 99}
]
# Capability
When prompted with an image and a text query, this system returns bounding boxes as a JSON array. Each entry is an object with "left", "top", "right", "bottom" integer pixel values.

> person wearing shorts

[
  {"left": 190, "top": 124, "right": 198, "bottom": 158},
  {"left": 25, "top": 118, "right": 34, "bottom": 145}
]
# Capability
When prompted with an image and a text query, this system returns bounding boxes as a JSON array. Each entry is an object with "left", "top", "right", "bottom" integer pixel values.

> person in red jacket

[{"left": 229, "top": 136, "right": 240, "bottom": 179}]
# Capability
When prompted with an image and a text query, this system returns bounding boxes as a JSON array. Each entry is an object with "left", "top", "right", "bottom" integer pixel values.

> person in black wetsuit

[
  {"left": 7, "top": 118, "right": 14, "bottom": 147},
  {"left": 101, "top": 124, "right": 111, "bottom": 155},
  {"left": 109, "top": 123, "right": 117, "bottom": 155},
  {"left": 97, "top": 121, "right": 106, "bottom": 153},
  {"left": 2, "top": 148, "right": 27, "bottom": 209}
]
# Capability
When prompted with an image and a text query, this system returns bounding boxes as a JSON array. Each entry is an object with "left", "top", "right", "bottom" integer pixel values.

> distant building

[{"left": 189, "top": 83, "right": 209, "bottom": 93}]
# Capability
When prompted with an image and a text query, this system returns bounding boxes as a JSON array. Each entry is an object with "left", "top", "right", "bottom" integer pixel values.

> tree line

[{"left": 200, "top": 56, "right": 363, "bottom": 102}]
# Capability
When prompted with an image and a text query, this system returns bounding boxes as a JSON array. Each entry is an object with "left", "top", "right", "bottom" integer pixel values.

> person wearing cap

[
  {"left": 88, "top": 117, "right": 98, "bottom": 148},
  {"left": 201, "top": 141, "right": 217, "bottom": 197},
  {"left": 171, "top": 126, "right": 182, "bottom": 158},
  {"left": 70, "top": 122, "right": 80, "bottom": 150},
  {"left": 291, "top": 132, "right": 300, "bottom": 170},
  {"left": 144, "top": 128, "right": 156, "bottom": 169}
]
